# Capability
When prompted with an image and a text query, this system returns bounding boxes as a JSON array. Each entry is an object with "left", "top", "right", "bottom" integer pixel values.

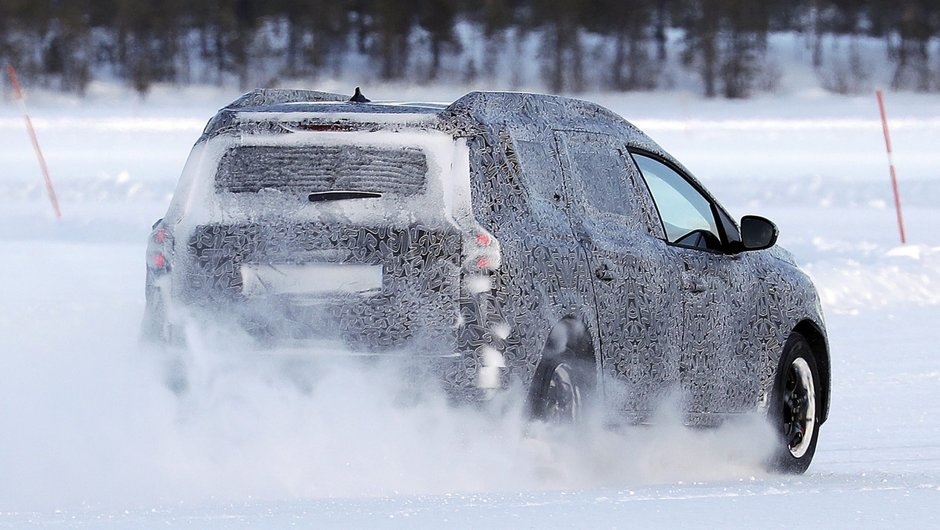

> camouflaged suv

[{"left": 144, "top": 88, "right": 830, "bottom": 473}]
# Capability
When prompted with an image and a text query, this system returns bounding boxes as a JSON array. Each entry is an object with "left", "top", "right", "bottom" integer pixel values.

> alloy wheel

[
  {"left": 783, "top": 357, "right": 817, "bottom": 458},
  {"left": 543, "top": 361, "right": 582, "bottom": 423}
]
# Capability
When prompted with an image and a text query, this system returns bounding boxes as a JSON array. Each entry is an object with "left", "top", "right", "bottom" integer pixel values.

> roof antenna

[{"left": 350, "top": 87, "right": 370, "bottom": 103}]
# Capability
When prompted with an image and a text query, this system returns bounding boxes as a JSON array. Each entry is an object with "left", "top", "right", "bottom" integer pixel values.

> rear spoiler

[
  {"left": 198, "top": 89, "right": 349, "bottom": 141},
  {"left": 224, "top": 88, "right": 347, "bottom": 109}
]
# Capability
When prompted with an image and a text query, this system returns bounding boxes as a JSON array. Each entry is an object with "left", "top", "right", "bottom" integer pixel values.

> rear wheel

[
  {"left": 769, "top": 332, "right": 822, "bottom": 473},
  {"left": 530, "top": 356, "right": 592, "bottom": 423}
]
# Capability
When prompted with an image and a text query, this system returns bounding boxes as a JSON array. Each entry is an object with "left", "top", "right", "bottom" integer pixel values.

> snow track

[{"left": 1, "top": 89, "right": 938, "bottom": 527}]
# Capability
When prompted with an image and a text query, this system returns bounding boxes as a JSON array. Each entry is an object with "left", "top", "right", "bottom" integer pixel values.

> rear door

[{"left": 554, "top": 131, "right": 684, "bottom": 417}]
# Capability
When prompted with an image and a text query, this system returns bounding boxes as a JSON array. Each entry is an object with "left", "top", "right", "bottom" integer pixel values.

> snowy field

[{"left": 1, "top": 85, "right": 939, "bottom": 527}]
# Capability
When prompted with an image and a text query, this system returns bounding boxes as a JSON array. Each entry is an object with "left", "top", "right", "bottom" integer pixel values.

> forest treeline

[{"left": 0, "top": 0, "right": 938, "bottom": 98}]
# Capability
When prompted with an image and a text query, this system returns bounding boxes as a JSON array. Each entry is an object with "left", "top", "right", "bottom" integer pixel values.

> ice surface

[{"left": 1, "top": 87, "right": 939, "bottom": 527}]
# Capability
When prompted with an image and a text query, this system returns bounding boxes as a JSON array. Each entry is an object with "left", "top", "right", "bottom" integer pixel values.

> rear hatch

[{"left": 175, "top": 131, "right": 472, "bottom": 353}]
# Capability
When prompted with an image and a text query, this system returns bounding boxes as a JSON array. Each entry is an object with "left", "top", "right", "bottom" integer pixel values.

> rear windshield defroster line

[{"left": 216, "top": 144, "right": 428, "bottom": 195}]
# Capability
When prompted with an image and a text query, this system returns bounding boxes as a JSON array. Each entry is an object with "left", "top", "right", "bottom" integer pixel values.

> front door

[{"left": 630, "top": 152, "right": 758, "bottom": 417}]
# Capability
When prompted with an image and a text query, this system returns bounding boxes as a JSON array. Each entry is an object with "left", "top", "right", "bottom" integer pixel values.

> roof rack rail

[{"left": 225, "top": 88, "right": 348, "bottom": 109}]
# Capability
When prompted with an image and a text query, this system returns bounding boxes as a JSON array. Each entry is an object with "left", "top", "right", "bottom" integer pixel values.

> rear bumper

[
  {"left": 149, "top": 288, "right": 507, "bottom": 400},
  {"left": 178, "top": 293, "right": 460, "bottom": 354},
  {"left": 152, "top": 312, "right": 498, "bottom": 402}
]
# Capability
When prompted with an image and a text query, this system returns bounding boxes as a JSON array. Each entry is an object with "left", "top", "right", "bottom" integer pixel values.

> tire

[
  {"left": 529, "top": 356, "right": 592, "bottom": 424},
  {"left": 769, "top": 332, "right": 822, "bottom": 473}
]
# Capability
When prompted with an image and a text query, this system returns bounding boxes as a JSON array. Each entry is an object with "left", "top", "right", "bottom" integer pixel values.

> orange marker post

[
  {"left": 6, "top": 64, "right": 61, "bottom": 219},
  {"left": 876, "top": 89, "right": 905, "bottom": 244}
]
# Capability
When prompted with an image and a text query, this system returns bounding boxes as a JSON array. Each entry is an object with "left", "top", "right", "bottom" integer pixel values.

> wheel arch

[
  {"left": 526, "top": 314, "right": 598, "bottom": 416},
  {"left": 793, "top": 319, "right": 831, "bottom": 424},
  {"left": 541, "top": 314, "right": 596, "bottom": 361}
]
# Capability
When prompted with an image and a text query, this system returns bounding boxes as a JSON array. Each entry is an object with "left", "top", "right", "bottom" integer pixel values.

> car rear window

[{"left": 215, "top": 144, "right": 428, "bottom": 195}]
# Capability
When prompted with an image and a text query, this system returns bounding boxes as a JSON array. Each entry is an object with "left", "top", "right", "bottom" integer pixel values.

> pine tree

[
  {"left": 532, "top": 0, "right": 585, "bottom": 92},
  {"left": 371, "top": 0, "right": 416, "bottom": 80},
  {"left": 417, "top": 0, "right": 460, "bottom": 81}
]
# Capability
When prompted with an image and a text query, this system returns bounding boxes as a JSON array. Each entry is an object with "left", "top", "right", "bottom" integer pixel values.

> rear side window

[
  {"left": 216, "top": 145, "right": 428, "bottom": 195},
  {"left": 512, "top": 137, "right": 562, "bottom": 201},
  {"left": 556, "top": 131, "right": 634, "bottom": 217}
]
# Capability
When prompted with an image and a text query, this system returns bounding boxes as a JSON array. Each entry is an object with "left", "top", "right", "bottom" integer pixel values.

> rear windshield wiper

[{"left": 308, "top": 190, "right": 383, "bottom": 202}]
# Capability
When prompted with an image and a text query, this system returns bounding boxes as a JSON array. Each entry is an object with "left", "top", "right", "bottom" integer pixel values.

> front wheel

[{"left": 769, "top": 332, "right": 822, "bottom": 473}]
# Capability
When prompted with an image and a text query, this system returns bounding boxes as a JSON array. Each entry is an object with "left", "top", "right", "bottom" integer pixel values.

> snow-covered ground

[{"left": 1, "top": 86, "right": 939, "bottom": 527}]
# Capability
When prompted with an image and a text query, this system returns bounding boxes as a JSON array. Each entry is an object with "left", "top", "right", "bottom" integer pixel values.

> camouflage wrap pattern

[{"left": 146, "top": 90, "right": 829, "bottom": 424}]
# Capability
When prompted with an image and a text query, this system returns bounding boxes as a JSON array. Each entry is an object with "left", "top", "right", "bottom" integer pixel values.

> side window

[
  {"left": 557, "top": 131, "right": 633, "bottom": 218},
  {"left": 632, "top": 153, "right": 722, "bottom": 251},
  {"left": 513, "top": 137, "right": 563, "bottom": 201}
]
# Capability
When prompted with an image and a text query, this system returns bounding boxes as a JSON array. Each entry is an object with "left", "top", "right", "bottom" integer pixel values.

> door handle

[
  {"left": 683, "top": 278, "right": 707, "bottom": 293},
  {"left": 595, "top": 265, "right": 615, "bottom": 281}
]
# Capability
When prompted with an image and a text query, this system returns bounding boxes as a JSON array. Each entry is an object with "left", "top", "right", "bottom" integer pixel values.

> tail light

[
  {"left": 460, "top": 228, "right": 510, "bottom": 394},
  {"left": 147, "top": 221, "right": 173, "bottom": 274},
  {"left": 465, "top": 229, "right": 501, "bottom": 272},
  {"left": 462, "top": 228, "right": 501, "bottom": 294}
]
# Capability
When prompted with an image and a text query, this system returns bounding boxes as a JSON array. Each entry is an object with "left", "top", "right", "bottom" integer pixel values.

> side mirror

[{"left": 740, "top": 215, "right": 778, "bottom": 251}]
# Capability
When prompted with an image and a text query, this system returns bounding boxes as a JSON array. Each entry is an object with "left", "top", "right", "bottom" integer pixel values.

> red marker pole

[
  {"left": 6, "top": 64, "right": 61, "bottom": 219},
  {"left": 876, "top": 89, "right": 905, "bottom": 244}
]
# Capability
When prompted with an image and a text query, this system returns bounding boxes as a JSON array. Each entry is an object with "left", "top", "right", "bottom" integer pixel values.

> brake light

[
  {"left": 465, "top": 228, "right": 500, "bottom": 272},
  {"left": 147, "top": 221, "right": 173, "bottom": 274}
]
